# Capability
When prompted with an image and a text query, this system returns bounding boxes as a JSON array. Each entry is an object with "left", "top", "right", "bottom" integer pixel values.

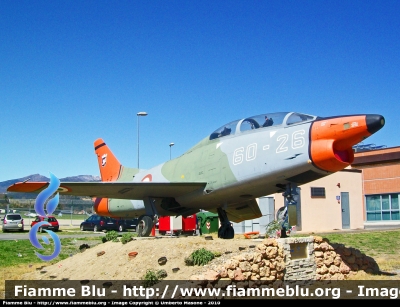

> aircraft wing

[{"left": 7, "top": 181, "right": 207, "bottom": 200}]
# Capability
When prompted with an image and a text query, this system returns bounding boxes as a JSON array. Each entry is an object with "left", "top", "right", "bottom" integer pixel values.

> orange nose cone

[
  {"left": 93, "top": 197, "right": 110, "bottom": 216},
  {"left": 310, "top": 114, "right": 385, "bottom": 172}
]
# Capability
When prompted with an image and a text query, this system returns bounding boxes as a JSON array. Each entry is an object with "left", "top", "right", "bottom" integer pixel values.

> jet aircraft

[{"left": 8, "top": 112, "right": 385, "bottom": 239}]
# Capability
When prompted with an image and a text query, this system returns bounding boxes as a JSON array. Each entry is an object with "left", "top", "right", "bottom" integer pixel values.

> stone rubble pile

[
  {"left": 313, "top": 236, "right": 379, "bottom": 280},
  {"left": 188, "top": 236, "right": 379, "bottom": 282}
]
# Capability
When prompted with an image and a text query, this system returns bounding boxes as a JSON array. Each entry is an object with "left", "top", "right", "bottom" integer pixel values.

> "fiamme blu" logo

[{"left": 28, "top": 172, "right": 61, "bottom": 261}]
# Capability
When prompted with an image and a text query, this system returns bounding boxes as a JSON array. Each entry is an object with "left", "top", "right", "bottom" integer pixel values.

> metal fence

[{"left": 1, "top": 198, "right": 94, "bottom": 215}]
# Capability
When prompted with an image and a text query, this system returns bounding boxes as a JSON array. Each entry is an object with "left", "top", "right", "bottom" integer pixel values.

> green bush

[
  {"left": 265, "top": 220, "right": 282, "bottom": 238},
  {"left": 141, "top": 269, "right": 159, "bottom": 287},
  {"left": 141, "top": 269, "right": 167, "bottom": 287},
  {"left": 188, "top": 248, "right": 214, "bottom": 266},
  {"left": 121, "top": 233, "right": 133, "bottom": 244},
  {"left": 157, "top": 269, "right": 167, "bottom": 279},
  {"left": 184, "top": 256, "right": 194, "bottom": 266},
  {"left": 213, "top": 251, "right": 222, "bottom": 257},
  {"left": 103, "top": 230, "right": 119, "bottom": 242}
]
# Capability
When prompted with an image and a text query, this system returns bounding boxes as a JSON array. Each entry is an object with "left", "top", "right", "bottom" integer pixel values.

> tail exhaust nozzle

[{"left": 93, "top": 197, "right": 110, "bottom": 216}]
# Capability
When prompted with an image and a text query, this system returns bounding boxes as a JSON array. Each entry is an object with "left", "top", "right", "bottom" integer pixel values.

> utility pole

[
  {"left": 137, "top": 112, "right": 148, "bottom": 168},
  {"left": 169, "top": 142, "right": 174, "bottom": 160}
]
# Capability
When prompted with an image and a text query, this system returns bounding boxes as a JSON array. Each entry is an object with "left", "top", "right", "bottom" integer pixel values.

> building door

[{"left": 341, "top": 192, "right": 350, "bottom": 229}]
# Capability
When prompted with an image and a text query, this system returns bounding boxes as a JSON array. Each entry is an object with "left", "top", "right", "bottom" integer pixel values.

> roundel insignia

[
  {"left": 57, "top": 186, "right": 70, "bottom": 192},
  {"left": 141, "top": 174, "right": 153, "bottom": 182}
]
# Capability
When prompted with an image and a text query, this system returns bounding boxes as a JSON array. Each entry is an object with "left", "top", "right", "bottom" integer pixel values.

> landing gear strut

[
  {"left": 279, "top": 183, "right": 298, "bottom": 237},
  {"left": 217, "top": 207, "right": 234, "bottom": 239}
]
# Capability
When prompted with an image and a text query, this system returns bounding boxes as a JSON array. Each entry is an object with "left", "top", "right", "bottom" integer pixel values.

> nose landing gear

[{"left": 279, "top": 183, "right": 298, "bottom": 238}]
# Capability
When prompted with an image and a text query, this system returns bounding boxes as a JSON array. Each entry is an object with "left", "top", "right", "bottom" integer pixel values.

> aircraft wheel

[
  {"left": 276, "top": 206, "right": 289, "bottom": 230},
  {"left": 137, "top": 216, "right": 153, "bottom": 237},
  {"left": 218, "top": 223, "right": 234, "bottom": 239},
  {"left": 276, "top": 207, "right": 286, "bottom": 221}
]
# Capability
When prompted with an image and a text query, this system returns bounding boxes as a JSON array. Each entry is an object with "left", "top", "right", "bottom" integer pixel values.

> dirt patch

[{"left": 21, "top": 234, "right": 259, "bottom": 281}]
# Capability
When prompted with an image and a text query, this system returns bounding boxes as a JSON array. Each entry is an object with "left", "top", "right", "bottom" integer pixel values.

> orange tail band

[{"left": 94, "top": 138, "right": 122, "bottom": 182}]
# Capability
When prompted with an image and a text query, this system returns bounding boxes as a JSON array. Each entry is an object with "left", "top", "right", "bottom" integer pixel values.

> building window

[
  {"left": 365, "top": 194, "right": 400, "bottom": 221},
  {"left": 311, "top": 187, "right": 326, "bottom": 198}
]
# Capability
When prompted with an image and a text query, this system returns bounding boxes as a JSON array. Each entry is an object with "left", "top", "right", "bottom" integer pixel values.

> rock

[
  {"left": 80, "top": 280, "right": 90, "bottom": 285},
  {"left": 79, "top": 244, "right": 90, "bottom": 252},
  {"left": 102, "top": 282, "right": 112, "bottom": 288},
  {"left": 158, "top": 257, "right": 167, "bottom": 265},
  {"left": 128, "top": 252, "right": 138, "bottom": 259}
]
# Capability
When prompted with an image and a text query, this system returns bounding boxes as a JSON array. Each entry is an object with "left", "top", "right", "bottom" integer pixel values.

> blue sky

[{"left": 1, "top": 1, "right": 399, "bottom": 182}]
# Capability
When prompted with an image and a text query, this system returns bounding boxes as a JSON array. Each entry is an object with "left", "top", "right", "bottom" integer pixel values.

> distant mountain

[{"left": 0, "top": 174, "right": 101, "bottom": 194}]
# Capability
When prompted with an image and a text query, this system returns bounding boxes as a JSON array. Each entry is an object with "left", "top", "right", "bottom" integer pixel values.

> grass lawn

[
  {"left": 0, "top": 235, "right": 105, "bottom": 299},
  {"left": 1, "top": 229, "right": 399, "bottom": 298}
]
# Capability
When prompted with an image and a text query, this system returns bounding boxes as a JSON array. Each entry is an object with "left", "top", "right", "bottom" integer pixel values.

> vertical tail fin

[{"left": 94, "top": 138, "right": 122, "bottom": 182}]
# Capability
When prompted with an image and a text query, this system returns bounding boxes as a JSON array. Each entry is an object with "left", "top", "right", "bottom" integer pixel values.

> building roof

[{"left": 353, "top": 146, "right": 400, "bottom": 166}]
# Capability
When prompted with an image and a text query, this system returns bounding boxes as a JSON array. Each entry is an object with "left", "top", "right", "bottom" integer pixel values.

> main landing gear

[
  {"left": 136, "top": 215, "right": 155, "bottom": 237},
  {"left": 217, "top": 207, "right": 235, "bottom": 239}
]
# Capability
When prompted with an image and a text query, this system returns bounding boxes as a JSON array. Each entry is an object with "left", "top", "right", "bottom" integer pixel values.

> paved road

[
  {"left": 0, "top": 231, "right": 106, "bottom": 241},
  {"left": 0, "top": 218, "right": 102, "bottom": 241}
]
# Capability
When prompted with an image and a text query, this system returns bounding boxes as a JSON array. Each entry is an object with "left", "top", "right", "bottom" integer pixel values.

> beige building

[
  {"left": 233, "top": 169, "right": 364, "bottom": 235},
  {"left": 271, "top": 146, "right": 400, "bottom": 233},
  {"left": 234, "top": 146, "right": 400, "bottom": 235},
  {"left": 272, "top": 169, "right": 364, "bottom": 233}
]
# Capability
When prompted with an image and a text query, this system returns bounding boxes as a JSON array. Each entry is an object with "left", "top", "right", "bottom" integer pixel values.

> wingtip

[{"left": 7, "top": 182, "right": 49, "bottom": 193}]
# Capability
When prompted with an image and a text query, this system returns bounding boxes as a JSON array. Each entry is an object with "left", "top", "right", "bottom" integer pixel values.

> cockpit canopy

[{"left": 209, "top": 112, "right": 316, "bottom": 140}]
